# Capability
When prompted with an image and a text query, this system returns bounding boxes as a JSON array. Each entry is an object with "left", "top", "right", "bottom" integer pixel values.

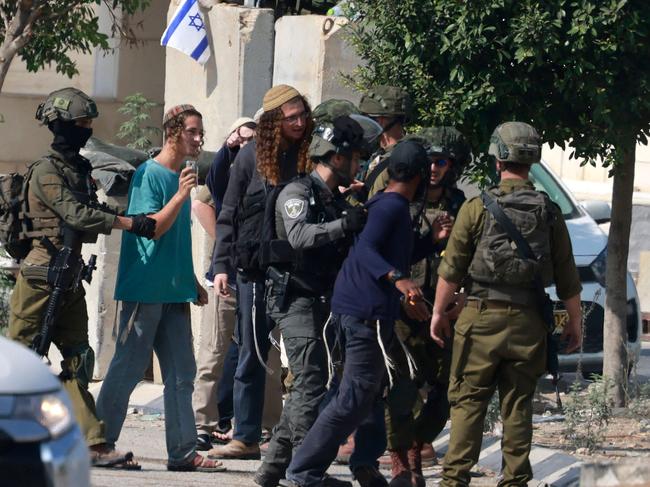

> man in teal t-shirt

[
  {"left": 114, "top": 158, "right": 196, "bottom": 303},
  {"left": 97, "top": 105, "right": 226, "bottom": 473}
]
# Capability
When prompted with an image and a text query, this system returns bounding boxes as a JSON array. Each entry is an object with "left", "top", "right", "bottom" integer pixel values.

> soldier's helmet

[
  {"left": 35, "top": 87, "right": 99, "bottom": 124},
  {"left": 387, "top": 139, "right": 431, "bottom": 182},
  {"left": 488, "top": 122, "right": 541, "bottom": 165},
  {"left": 359, "top": 85, "right": 413, "bottom": 122},
  {"left": 309, "top": 99, "right": 383, "bottom": 159},
  {"left": 405, "top": 126, "right": 472, "bottom": 182}
]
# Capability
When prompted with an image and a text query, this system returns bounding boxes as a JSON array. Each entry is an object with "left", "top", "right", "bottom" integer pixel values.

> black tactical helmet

[
  {"left": 35, "top": 87, "right": 99, "bottom": 124},
  {"left": 488, "top": 121, "right": 541, "bottom": 165},
  {"left": 359, "top": 85, "right": 413, "bottom": 122}
]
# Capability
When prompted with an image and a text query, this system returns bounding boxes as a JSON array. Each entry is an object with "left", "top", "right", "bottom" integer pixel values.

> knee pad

[{"left": 60, "top": 345, "right": 95, "bottom": 388}]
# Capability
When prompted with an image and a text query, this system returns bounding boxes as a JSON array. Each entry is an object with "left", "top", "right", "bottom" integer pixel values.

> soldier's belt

[{"left": 464, "top": 298, "right": 530, "bottom": 312}]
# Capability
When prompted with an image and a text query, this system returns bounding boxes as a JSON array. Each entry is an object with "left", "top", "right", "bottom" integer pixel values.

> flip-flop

[
  {"left": 210, "top": 429, "right": 233, "bottom": 445},
  {"left": 167, "top": 454, "right": 226, "bottom": 473},
  {"left": 91, "top": 450, "right": 142, "bottom": 470}
]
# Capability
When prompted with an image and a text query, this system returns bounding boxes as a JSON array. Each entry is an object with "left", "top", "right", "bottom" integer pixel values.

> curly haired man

[
  {"left": 209, "top": 85, "right": 313, "bottom": 460},
  {"left": 96, "top": 105, "right": 224, "bottom": 472}
]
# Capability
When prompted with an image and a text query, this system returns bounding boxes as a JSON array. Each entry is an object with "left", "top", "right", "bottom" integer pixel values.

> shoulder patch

[{"left": 284, "top": 198, "right": 305, "bottom": 219}]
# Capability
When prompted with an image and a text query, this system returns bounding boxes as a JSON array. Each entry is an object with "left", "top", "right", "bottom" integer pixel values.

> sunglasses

[{"left": 432, "top": 158, "right": 452, "bottom": 167}]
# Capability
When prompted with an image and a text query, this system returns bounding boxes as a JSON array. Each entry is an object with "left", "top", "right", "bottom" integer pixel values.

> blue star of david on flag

[
  {"left": 188, "top": 13, "right": 204, "bottom": 31},
  {"left": 161, "top": 0, "right": 210, "bottom": 65}
]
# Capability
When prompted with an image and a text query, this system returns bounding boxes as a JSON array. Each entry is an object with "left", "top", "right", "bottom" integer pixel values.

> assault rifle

[{"left": 30, "top": 227, "right": 97, "bottom": 357}]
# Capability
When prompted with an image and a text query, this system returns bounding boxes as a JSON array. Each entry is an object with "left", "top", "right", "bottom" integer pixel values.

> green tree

[
  {"left": 0, "top": 0, "right": 150, "bottom": 93},
  {"left": 346, "top": 0, "right": 650, "bottom": 406},
  {"left": 116, "top": 92, "right": 161, "bottom": 150}
]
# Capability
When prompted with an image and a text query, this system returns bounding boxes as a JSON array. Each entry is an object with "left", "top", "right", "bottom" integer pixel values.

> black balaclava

[{"left": 49, "top": 119, "right": 93, "bottom": 159}]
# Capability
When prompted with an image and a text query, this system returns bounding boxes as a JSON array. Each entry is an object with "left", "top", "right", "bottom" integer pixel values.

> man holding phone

[{"left": 97, "top": 105, "right": 225, "bottom": 472}]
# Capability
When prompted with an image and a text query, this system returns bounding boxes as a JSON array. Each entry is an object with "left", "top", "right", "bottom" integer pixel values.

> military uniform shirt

[
  {"left": 25, "top": 149, "right": 116, "bottom": 265},
  {"left": 275, "top": 170, "right": 345, "bottom": 249},
  {"left": 438, "top": 179, "right": 582, "bottom": 301}
]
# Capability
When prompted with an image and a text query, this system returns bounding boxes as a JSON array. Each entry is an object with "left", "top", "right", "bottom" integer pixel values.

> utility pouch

[{"left": 265, "top": 266, "right": 290, "bottom": 312}]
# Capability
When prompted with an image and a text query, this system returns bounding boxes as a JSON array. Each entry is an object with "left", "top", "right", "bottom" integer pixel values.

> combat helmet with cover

[
  {"left": 309, "top": 99, "right": 383, "bottom": 160},
  {"left": 405, "top": 126, "right": 472, "bottom": 185},
  {"left": 35, "top": 87, "right": 98, "bottom": 124},
  {"left": 488, "top": 121, "right": 541, "bottom": 165},
  {"left": 359, "top": 85, "right": 413, "bottom": 122}
]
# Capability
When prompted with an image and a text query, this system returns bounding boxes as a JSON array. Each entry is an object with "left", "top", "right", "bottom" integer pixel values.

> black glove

[
  {"left": 130, "top": 213, "right": 156, "bottom": 239},
  {"left": 341, "top": 207, "right": 367, "bottom": 233}
]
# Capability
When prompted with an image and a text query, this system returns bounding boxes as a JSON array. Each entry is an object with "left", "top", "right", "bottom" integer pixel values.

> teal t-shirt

[{"left": 114, "top": 159, "right": 196, "bottom": 303}]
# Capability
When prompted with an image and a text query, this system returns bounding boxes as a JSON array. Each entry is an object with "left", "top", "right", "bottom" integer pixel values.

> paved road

[{"left": 90, "top": 415, "right": 497, "bottom": 487}]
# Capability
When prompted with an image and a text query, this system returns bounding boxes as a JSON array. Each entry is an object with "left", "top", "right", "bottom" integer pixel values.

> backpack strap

[{"left": 363, "top": 156, "right": 390, "bottom": 194}]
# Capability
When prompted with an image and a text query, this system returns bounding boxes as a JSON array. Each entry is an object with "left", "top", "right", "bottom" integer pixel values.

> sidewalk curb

[{"left": 432, "top": 426, "right": 580, "bottom": 486}]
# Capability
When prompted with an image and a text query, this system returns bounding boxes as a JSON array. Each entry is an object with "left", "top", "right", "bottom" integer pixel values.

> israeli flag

[{"left": 161, "top": 0, "right": 210, "bottom": 65}]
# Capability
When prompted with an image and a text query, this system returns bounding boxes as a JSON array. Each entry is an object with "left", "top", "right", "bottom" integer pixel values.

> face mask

[{"left": 49, "top": 120, "right": 93, "bottom": 153}]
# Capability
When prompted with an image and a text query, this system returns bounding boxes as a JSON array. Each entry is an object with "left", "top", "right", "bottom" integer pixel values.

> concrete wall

[
  {"left": 542, "top": 142, "right": 650, "bottom": 197},
  {"left": 273, "top": 15, "right": 363, "bottom": 107}
]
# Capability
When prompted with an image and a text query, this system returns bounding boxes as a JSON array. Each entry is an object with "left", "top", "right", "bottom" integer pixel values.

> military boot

[
  {"left": 407, "top": 443, "right": 423, "bottom": 476},
  {"left": 388, "top": 450, "right": 425, "bottom": 487}
]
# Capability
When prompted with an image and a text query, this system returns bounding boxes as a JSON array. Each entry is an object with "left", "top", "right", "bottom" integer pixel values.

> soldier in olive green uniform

[
  {"left": 384, "top": 128, "right": 471, "bottom": 487},
  {"left": 430, "top": 122, "right": 583, "bottom": 487},
  {"left": 359, "top": 86, "right": 412, "bottom": 199},
  {"left": 9, "top": 88, "right": 156, "bottom": 467}
]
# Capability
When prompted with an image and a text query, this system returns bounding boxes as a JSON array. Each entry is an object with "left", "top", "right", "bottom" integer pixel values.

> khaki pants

[
  {"left": 441, "top": 304, "right": 547, "bottom": 487},
  {"left": 9, "top": 271, "right": 105, "bottom": 446},
  {"left": 193, "top": 293, "right": 237, "bottom": 434}
]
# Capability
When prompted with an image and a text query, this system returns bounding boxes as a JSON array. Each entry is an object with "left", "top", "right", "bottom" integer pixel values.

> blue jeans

[
  {"left": 286, "top": 314, "right": 390, "bottom": 487},
  {"left": 216, "top": 340, "right": 238, "bottom": 430},
  {"left": 97, "top": 302, "right": 197, "bottom": 464},
  {"left": 233, "top": 274, "right": 271, "bottom": 443}
]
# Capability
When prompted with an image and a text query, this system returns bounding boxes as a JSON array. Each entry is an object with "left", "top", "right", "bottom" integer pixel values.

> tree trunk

[
  {"left": 0, "top": 1, "right": 36, "bottom": 93},
  {"left": 0, "top": 47, "right": 17, "bottom": 93},
  {"left": 603, "top": 135, "right": 636, "bottom": 407}
]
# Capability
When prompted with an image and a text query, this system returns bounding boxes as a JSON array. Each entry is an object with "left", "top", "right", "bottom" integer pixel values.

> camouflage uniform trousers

[
  {"left": 384, "top": 318, "right": 452, "bottom": 450},
  {"left": 8, "top": 271, "right": 105, "bottom": 446},
  {"left": 440, "top": 303, "right": 547, "bottom": 487}
]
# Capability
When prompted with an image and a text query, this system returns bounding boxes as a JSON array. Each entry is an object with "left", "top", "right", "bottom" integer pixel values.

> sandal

[
  {"left": 211, "top": 428, "right": 233, "bottom": 445},
  {"left": 91, "top": 449, "right": 142, "bottom": 470},
  {"left": 167, "top": 453, "right": 226, "bottom": 473}
]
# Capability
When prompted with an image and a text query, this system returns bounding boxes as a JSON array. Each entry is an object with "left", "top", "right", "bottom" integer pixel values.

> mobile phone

[{"left": 185, "top": 160, "right": 198, "bottom": 185}]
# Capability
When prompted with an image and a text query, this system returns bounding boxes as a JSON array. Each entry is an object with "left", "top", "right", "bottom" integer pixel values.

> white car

[
  {"left": 0, "top": 336, "right": 90, "bottom": 487},
  {"left": 460, "top": 161, "right": 643, "bottom": 377}
]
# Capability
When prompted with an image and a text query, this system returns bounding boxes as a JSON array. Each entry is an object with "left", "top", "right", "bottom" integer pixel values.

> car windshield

[{"left": 529, "top": 164, "right": 583, "bottom": 220}]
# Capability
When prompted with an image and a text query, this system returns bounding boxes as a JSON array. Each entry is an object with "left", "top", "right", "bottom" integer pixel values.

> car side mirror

[{"left": 581, "top": 200, "right": 611, "bottom": 224}]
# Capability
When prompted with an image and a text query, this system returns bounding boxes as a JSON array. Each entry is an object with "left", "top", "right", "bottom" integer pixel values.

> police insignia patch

[{"left": 284, "top": 198, "right": 305, "bottom": 219}]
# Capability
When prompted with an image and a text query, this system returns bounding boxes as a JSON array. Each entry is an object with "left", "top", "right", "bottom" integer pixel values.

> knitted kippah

[
  {"left": 163, "top": 104, "right": 199, "bottom": 126},
  {"left": 262, "top": 85, "right": 301, "bottom": 113}
]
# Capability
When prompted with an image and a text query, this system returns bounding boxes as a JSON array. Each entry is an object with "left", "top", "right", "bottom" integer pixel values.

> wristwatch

[{"left": 388, "top": 270, "right": 406, "bottom": 285}]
